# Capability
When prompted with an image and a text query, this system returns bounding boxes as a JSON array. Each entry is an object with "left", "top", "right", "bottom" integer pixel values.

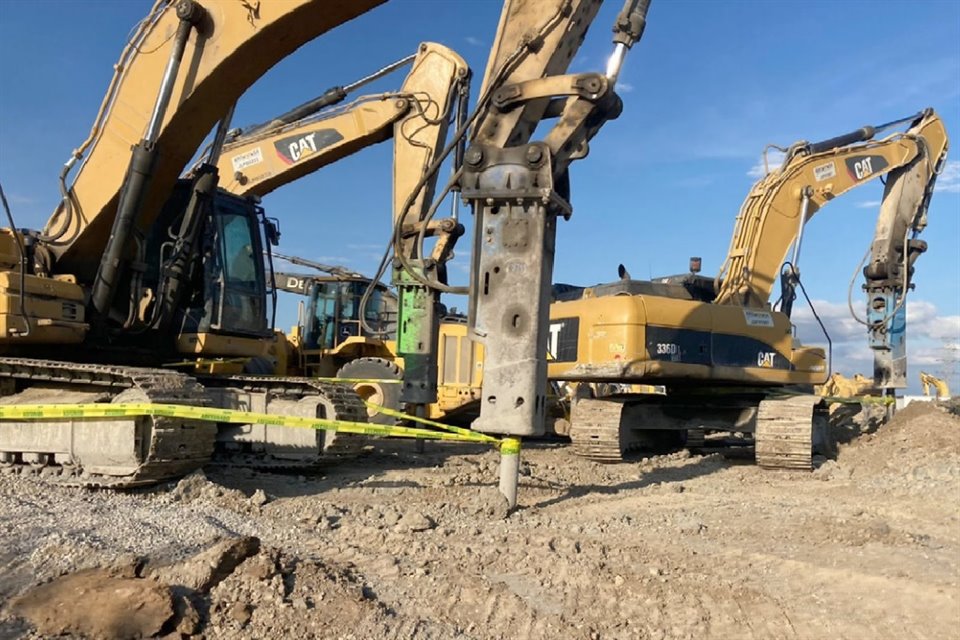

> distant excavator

[
  {"left": 270, "top": 251, "right": 482, "bottom": 425},
  {"left": 549, "top": 109, "right": 949, "bottom": 468},
  {"left": 816, "top": 373, "right": 877, "bottom": 399},
  {"left": 920, "top": 372, "right": 951, "bottom": 399}
]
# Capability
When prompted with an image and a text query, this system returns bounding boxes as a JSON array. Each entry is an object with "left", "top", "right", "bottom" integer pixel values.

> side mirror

[{"left": 264, "top": 218, "right": 281, "bottom": 247}]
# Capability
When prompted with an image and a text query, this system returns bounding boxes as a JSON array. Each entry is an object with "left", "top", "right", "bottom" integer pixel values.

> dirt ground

[{"left": 1, "top": 400, "right": 958, "bottom": 640}]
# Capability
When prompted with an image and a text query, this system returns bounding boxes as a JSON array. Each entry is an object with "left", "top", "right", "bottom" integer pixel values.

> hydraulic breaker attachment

[
  {"left": 868, "top": 290, "right": 907, "bottom": 389},
  {"left": 463, "top": 143, "right": 569, "bottom": 437}
]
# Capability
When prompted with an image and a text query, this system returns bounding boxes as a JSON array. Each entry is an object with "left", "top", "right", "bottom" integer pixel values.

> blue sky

[{"left": 1, "top": 0, "right": 958, "bottom": 393}]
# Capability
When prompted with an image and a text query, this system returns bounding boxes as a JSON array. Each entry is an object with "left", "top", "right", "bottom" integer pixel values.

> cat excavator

[
  {"left": 920, "top": 372, "right": 951, "bottom": 399},
  {"left": 549, "top": 109, "right": 949, "bottom": 468},
  {"left": 0, "top": 0, "right": 650, "bottom": 505},
  {"left": 0, "top": 0, "right": 396, "bottom": 486},
  {"left": 189, "top": 42, "right": 475, "bottom": 425}
]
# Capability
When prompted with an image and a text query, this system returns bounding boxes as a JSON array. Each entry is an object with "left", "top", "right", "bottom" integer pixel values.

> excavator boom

[
  {"left": 41, "top": 0, "right": 384, "bottom": 281},
  {"left": 216, "top": 43, "right": 468, "bottom": 199},
  {"left": 712, "top": 109, "right": 948, "bottom": 388}
]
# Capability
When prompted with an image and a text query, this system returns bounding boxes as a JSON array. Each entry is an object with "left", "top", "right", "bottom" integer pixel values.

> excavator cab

[
  {"left": 146, "top": 182, "right": 276, "bottom": 343},
  {"left": 301, "top": 278, "right": 394, "bottom": 351},
  {"left": 196, "top": 198, "right": 270, "bottom": 337}
]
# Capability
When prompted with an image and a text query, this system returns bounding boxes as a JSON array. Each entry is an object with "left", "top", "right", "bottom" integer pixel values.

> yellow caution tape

[
  {"left": 821, "top": 395, "right": 895, "bottom": 405},
  {"left": 362, "top": 401, "right": 498, "bottom": 443},
  {"left": 315, "top": 377, "right": 402, "bottom": 385},
  {"left": 499, "top": 437, "right": 522, "bottom": 455},
  {"left": 0, "top": 403, "right": 497, "bottom": 445}
]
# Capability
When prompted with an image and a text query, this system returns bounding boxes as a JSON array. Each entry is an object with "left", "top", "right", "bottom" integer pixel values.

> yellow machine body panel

[
  {"left": 0, "top": 272, "right": 86, "bottom": 346},
  {"left": 547, "top": 293, "right": 826, "bottom": 386},
  {"left": 436, "top": 321, "right": 483, "bottom": 418}
]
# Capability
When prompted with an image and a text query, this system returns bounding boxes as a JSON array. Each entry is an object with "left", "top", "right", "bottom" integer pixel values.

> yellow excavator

[
  {"left": 920, "top": 372, "right": 951, "bottom": 399},
  {"left": 549, "top": 109, "right": 949, "bottom": 468},
  {"left": 816, "top": 373, "right": 877, "bottom": 398},
  {"left": 270, "top": 251, "right": 482, "bottom": 425},
  {"left": 0, "top": 0, "right": 648, "bottom": 504},
  {"left": 0, "top": 0, "right": 399, "bottom": 485}
]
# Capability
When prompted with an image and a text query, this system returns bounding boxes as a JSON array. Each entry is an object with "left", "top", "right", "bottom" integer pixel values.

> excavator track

[
  {"left": 568, "top": 397, "right": 643, "bottom": 462},
  {"left": 754, "top": 395, "right": 827, "bottom": 470},
  {"left": 201, "top": 374, "right": 371, "bottom": 466},
  {"left": 0, "top": 357, "right": 214, "bottom": 488},
  {"left": 685, "top": 428, "right": 706, "bottom": 450},
  {"left": 0, "top": 359, "right": 373, "bottom": 486}
]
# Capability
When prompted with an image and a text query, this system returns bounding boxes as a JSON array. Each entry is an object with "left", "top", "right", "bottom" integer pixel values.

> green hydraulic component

[{"left": 394, "top": 264, "right": 440, "bottom": 405}]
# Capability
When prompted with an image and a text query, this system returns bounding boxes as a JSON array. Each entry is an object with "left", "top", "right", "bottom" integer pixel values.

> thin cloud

[
  {"left": 615, "top": 82, "right": 634, "bottom": 93},
  {"left": 856, "top": 200, "right": 882, "bottom": 209},
  {"left": 746, "top": 149, "right": 787, "bottom": 178},
  {"left": 791, "top": 297, "right": 960, "bottom": 390},
  {"left": 935, "top": 160, "right": 960, "bottom": 193},
  {"left": 792, "top": 299, "right": 863, "bottom": 345},
  {"left": 465, "top": 36, "right": 483, "bottom": 47},
  {"left": 907, "top": 300, "right": 960, "bottom": 342},
  {"left": 6, "top": 193, "right": 36, "bottom": 206}
]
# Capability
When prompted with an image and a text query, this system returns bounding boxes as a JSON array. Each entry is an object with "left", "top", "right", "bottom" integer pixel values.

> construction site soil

[{"left": 1, "top": 400, "right": 958, "bottom": 639}]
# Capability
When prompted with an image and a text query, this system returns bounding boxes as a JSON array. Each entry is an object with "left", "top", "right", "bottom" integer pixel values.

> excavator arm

[
  {"left": 214, "top": 43, "right": 469, "bottom": 199},
  {"left": 714, "top": 110, "right": 948, "bottom": 309},
  {"left": 456, "top": 0, "right": 647, "bottom": 441},
  {"left": 34, "top": 0, "right": 384, "bottom": 285},
  {"left": 920, "top": 371, "right": 950, "bottom": 399},
  {"left": 380, "top": 0, "right": 651, "bottom": 454},
  {"left": 270, "top": 252, "right": 365, "bottom": 281},
  {"left": 713, "top": 109, "right": 949, "bottom": 389}
]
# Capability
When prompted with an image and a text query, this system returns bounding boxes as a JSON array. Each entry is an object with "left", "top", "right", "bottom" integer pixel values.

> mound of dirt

[
  {"left": 837, "top": 401, "right": 960, "bottom": 492},
  {"left": 168, "top": 469, "right": 265, "bottom": 515}
]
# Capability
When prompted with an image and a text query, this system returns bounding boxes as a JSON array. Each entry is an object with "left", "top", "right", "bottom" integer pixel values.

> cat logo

[
  {"left": 844, "top": 155, "right": 889, "bottom": 182},
  {"left": 274, "top": 129, "right": 344, "bottom": 165},
  {"left": 547, "top": 317, "right": 579, "bottom": 362},
  {"left": 757, "top": 351, "right": 777, "bottom": 368}
]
